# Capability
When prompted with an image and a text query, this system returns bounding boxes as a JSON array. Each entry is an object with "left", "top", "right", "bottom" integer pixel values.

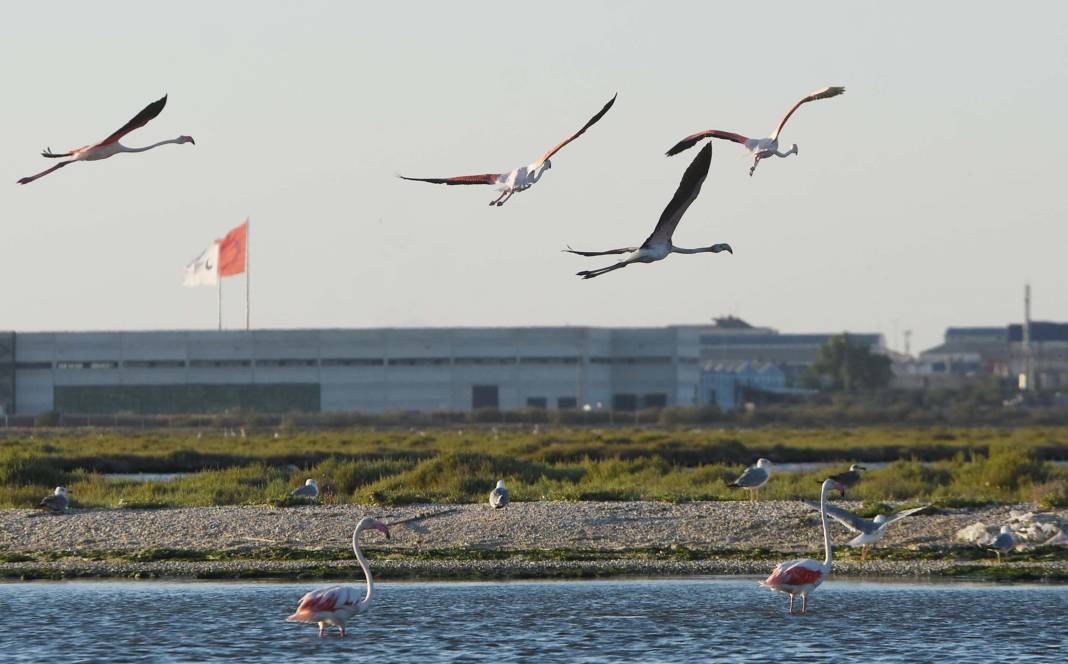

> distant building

[
  {"left": 4, "top": 327, "right": 703, "bottom": 416},
  {"left": 0, "top": 319, "right": 886, "bottom": 416},
  {"left": 700, "top": 361, "right": 812, "bottom": 411},
  {"left": 1009, "top": 321, "right": 1068, "bottom": 390},
  {"left": 692, "top": 318, "right": 883, "bottom": 386},
  {"left": 915, "top": 327, "right": 1010, "bottom": 378}
]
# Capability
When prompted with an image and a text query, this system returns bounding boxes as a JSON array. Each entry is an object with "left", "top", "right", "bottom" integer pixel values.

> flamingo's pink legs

[
  {"left": 801, "top": 594, "right": 808, "bottom": 613},
  {"left": 490, "top": 188, "right": 514, "bottom": 206},
  {"left": 788, "top": 594, "right": 795, "bottom": 614},
  {"left": 17, "top": 160, "right": 74, "bottom": 185}
]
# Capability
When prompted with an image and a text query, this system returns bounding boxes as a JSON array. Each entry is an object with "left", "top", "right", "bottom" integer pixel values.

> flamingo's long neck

[
  {"left": 121, "top": 138, "right": 186, "bottom": 153},
  {"left": 820, "top": 481, "right": 833, "bottom": 569},
  {"left": 671, "top": 246, "right": 710, "bottom": 255},
  {"left": 352, "top": 525, "right": 374, "bottom": 605},
  {"left": 529, "top": 163, "right": 549, "bottom": 183}
]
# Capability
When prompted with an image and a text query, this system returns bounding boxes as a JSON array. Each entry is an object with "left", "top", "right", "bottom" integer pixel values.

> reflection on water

[{"left": 0, "top": 579, "right": 1064, "bottom": 662}]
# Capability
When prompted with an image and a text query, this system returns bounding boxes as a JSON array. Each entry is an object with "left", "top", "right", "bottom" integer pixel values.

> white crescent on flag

[{"left": 183, "top": 242, "right": 220, "bottom": 287}]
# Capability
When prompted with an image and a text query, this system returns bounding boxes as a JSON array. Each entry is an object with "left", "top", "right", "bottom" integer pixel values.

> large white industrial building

[{"left": 0, "top": 322, "right": 883, "bottom": 416}]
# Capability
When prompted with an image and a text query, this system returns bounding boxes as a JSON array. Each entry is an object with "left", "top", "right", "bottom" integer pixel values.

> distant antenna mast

[
  {"left": 1023, "top": 283, "right": 1034, "bottom": 391},
  {"left": 903, "top": 329, "right": 912, "bottom": 357}
]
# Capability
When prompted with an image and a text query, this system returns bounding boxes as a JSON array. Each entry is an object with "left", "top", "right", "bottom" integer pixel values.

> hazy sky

[{"left": 4, "top": 1, "right": 1067, "bottom": 352}]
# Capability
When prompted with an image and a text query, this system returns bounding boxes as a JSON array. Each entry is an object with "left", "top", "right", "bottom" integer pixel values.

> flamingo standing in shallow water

[
  {"left": 761, "top": 478, "right": 846, "bottom": 613},
  {"left": 399, "top": 94, "right": 616, "bottom": 206},
  {"left": 287, "top": 517, "right": 390, "bottom": 636},
  {"left": 17, "top": 94, "right": 194, "bottom": 185},
  {"left": 563, "top": 143, "right": 731, "bottom": 279},
  {"left": 665, "top": 86, "right": 844, "bottom": 176}
]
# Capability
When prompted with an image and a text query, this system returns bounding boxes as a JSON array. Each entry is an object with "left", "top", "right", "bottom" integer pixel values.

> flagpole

[
  {"left": 217, "top": 265, "right": 223, "bottom": 331},
  {"left": 245, "top": 218, "right": 250, "bottom": 331}
]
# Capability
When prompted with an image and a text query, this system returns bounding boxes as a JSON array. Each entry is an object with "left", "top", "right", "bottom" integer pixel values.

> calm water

[{"left": 0, "top": 579, "right": 1065, "bottom": 662}]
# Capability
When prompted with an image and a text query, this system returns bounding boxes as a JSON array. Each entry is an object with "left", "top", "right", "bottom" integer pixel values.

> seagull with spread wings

[
  {"left": 17, "top": 95, "right": 194, "bottom": 185},
  {"left": 666, "top": 86, "right": 844, "bottom": 176},
  {"left": 564, "top": 143, "right": 731, "bottom": 279},
  {"left": 399, "top": 94, "right": 616, "bottom": 206},
  {"left": 809, "top": 502, "right": 929, "bottom": 561}
]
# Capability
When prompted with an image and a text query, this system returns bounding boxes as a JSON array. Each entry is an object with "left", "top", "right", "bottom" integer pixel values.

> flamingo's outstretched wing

[
  {"left": 665, "top": 129, "right": 749, "bottom": 157},
  {"left": 100, "top": 95, "right": 169, "bottom": 146},
  {"left": 563, "top": 245, "right": 637, "bottom": 257},
  {"left": 398, "top": 173, "right": 502, "bottom": 186},
  {"left": 535, "top": 93, "right": 617, "bottom": 166},
  {"left": 642, "top": 142, "right": 712, "bottom": 247},
  {"left": 770, "top": 86, "right": 845, "bottom": 140}
]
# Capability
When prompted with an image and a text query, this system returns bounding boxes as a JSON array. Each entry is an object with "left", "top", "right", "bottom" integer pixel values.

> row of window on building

[{"left": 16, "top": 356, "right": 683, "bottom": 371}]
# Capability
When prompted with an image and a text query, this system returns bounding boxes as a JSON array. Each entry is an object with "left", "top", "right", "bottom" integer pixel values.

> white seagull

[
  {"left": 290, "top": 479, "right": 320, "bottom": 501},
  {"left": 564, "top": 143, "right": 731, "bottom": 279},
  {"left": 811, "top": 502, "right": 929, "bottom": 561},
  {"left": 17, "top": 94, "right": 194, "bottom": 185},
  {"left": 37, "top": 487, "right": 70, "bottom": 513},
  {"left": 489, "top": 480, "right": 510, "bottom": 509},
  {"left": 287, "top": 517, "right": 390, "bottom": 637},
  {"left": 399, "top": 93, "right": 616, "bottom": 206},
  {"left": 728, "top": 458, "right": 772, "bottom": 501},
  {"left": 984, "top": 526, "right": 1016, "bottom": 564},
  {"left": 666, "top": 86, "right": 845, "bottom": 176}
]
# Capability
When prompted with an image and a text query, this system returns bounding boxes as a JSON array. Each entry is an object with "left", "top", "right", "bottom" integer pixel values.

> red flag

[{"left": 218, "top": 220, "right": 248, "bottom": 277}]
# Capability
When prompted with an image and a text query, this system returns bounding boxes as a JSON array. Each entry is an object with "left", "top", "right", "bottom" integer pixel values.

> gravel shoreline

[{"left": 2, "top": 501, "right": 1065, "bottom": 581}]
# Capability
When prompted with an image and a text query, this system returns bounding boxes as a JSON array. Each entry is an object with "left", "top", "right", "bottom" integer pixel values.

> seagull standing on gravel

[
  {"left": 729, "top": 458, "right": 772, "bottom": 501},
  {"left": 290, "top": 479, "right": 320, "bottom": 501},
  {"left": 809, "top": 502, "right": 929, "bottom": 561},
  {"left": 37, "top": 487, "right": 69, "bottom": 513},
  {"left": 489, "top": 480, "right": 510, "bottom": 509},
  {"left": 984, "top": 526, "right": 1016, "bottom": 564}
]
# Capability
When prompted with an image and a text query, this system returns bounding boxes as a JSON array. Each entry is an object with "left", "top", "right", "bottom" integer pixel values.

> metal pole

[
  {"left": 217, "top": 266, "right": 223, "bottom": 331},
  {"left": 245, "top": 219, "right": 251, "bottom": 331}
]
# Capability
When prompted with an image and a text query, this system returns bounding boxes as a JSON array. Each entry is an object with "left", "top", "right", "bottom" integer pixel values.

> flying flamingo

[
  {"left": 761, "top": 478, "right": 846, "bottom": 614},
  {"left": 17, "top": 94, "right": 194, "bottom": 185},
  {"left": 399, "top": 93, "right": 616, "bottom": 206},
  {"left": 729, "top": 458, "right": 773, "bottom": 502},
  {"left": 287, "top": 517, "right": 390, "bottom": 636},
  {"left": 665, "top": 86, "right": 845, "bottom": 176},
  {"left": 563, "top": 143, "right": 731, "bottom": 279}
]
